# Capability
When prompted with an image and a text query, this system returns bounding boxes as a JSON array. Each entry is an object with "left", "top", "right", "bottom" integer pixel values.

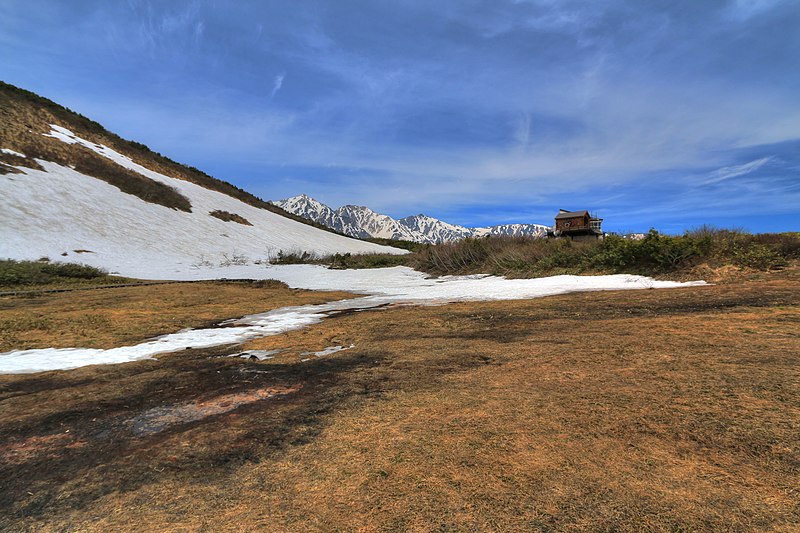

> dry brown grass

[
  {"left": 0, "top": 273, "right": 798, "bottom": 531},
  {"left": 408, "top": 232, "right": 800, "bottom": 281},
  {"left": 0, "top": 281, "right": 354, "bottom": 352}
]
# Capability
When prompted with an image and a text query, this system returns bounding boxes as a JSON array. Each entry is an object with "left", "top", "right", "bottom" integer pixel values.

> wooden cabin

[{"left": 553, "top": 209, "right": 603, "bottom": 240}]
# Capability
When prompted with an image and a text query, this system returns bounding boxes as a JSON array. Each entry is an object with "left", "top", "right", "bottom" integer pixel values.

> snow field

[{"left": 0, "top": 266, "right": 705, "bottom": 373}]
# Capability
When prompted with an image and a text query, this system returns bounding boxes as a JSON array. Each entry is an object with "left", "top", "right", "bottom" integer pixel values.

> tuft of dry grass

[{"left": 0, "top": 271, "right": 798, "bottom": 530}]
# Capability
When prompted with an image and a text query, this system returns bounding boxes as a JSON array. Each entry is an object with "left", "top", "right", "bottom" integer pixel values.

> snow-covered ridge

[
  {"left": 273, "top": 194, "right": 550, "bottom": 244},
  {"left": 0, "top": 125, "right": 406, "bottom": 275}
]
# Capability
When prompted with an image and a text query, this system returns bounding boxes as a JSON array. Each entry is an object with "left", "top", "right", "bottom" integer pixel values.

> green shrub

[
  {"left": 0, "top": 260, "right": 49, "bottom": 285},
  {"left": 640, "top": 231, "right": 699, "bottom": 270},
  {"left": 328, "top": 253, "right": 408, "bottom": 269},
  {"left": 248, "top": 279, "right": 289, "bottom": 289},
  {"left": 734, "top": 243, "right": 786, "bottom": 269},
  {"left": 272, "top": 250, "right": 318, "bottom": 265},
  {"left": 269, "top": 250, "right": 409, "bottom": 269},
  {"left": 590, "top": 235, "right": 637, "bottom": 270},
  {"left": 0, "top": 259, "right": 107, "bottom": 286},
  {"left": 41, "top": 262, "right": 107, "bottom": 279},
  {"left": 749, "top": 233, "right": 800, "bottom": 261}
]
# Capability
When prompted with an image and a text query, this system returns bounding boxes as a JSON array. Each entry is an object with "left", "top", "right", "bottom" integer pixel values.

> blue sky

[{"left": 1, "top": 0, "right": 798, "bottom": 233}]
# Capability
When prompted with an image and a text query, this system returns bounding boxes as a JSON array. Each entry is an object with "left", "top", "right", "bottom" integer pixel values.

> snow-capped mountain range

[{"left": 273, "top": 195, "right": 550, "bottom": 244}]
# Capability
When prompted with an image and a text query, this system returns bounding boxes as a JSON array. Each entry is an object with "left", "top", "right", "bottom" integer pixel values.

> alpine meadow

[{"left": 1, "top": 1, "right": 799, "bottom": 531}]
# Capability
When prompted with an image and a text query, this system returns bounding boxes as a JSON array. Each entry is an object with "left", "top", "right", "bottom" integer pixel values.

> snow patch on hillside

[
  {"left": 0, "top": 126, "right": 405, "bottom": 274},
  {"left": 1, "top": 148, "right": 25, "bottom": 158}
]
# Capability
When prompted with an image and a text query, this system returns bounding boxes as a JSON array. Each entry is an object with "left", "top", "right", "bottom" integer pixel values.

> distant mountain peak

[{"left": 272, "top": 195, "right": 550, "bottom": 244}]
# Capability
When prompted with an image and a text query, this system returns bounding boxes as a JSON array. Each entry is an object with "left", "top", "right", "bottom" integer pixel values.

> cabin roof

[{"left": 555, "top": 210, "right": 589, "bottom": 219}]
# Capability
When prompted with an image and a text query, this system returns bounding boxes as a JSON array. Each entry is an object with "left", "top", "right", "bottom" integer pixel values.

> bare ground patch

[{"left": 209, "top": 210, "right": 253, "bottom": 226}]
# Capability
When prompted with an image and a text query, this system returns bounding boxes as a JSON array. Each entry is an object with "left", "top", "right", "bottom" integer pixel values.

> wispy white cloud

[
  {"left": 513, "top": 113, "right": 531, "bottom": 151},
  {"left": 703, "top": 157, "right": 773, "bottom": 185},
  {"left": 115, "top": 0, "right": 206, "bottom": 57},
  {"left": 194, "top": 20, "right": 205, "bottom": 43},
  {"left": 270, "top": 73, "right": 285, "bottom": 99},
  {"left": 727, "top": 0, "right": 786, "bottom": 21}
]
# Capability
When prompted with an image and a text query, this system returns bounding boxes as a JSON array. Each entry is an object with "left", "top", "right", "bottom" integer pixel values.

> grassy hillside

[{"left": 0, "top": 81, "right": 339, "bottom": 231}]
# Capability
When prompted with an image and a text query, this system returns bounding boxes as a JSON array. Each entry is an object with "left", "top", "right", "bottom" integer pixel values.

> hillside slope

[
  {"left": 0, "top": 82, "right": 346, "bottom": 230},
  {"left": 0, "top": 83, "right": 404, "bottom": 277}
]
